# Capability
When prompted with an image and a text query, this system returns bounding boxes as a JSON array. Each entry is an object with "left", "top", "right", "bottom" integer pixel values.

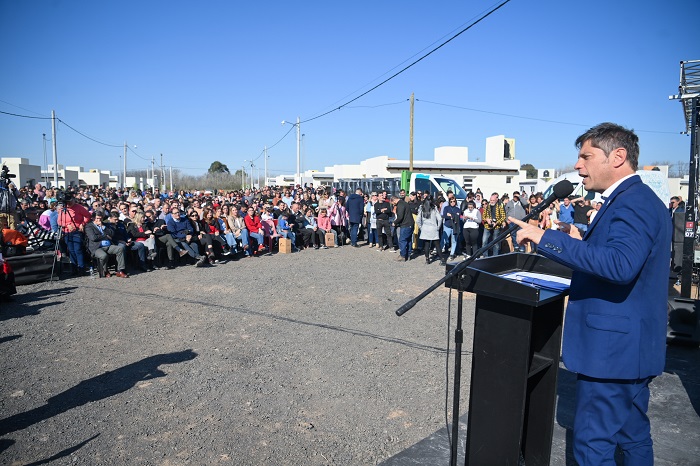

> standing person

[
  {"left": 510, "top": 123, "right": 671, "bottom": 464},
  {"left": 440, "top": 197, "right": 462, "bottom": 261},
  {"left": 328, "top": 196, "right": 348, "bottom": 246},
  {"left": 365, "top": 193, "right": 378, "bottom": 247},
  {"left": 504, "top": 192, "right": 528, "bottom": 253},
  {"left": 461, "top": 200, "right": 481, "bottom": 258},
  {"left": 572, "top": 197, "right": 594, "bottom": 234},
  {"left": 345, "top": 188, "right": 364, "bottom": 248},
  {"left": 57, "top": 193, "right": 91, "bottom": 275},
  {"left": 392, "top": 195, "right": 415, "bottom": 262},
  {"left": 557, "top": 196, "right": 575, "bottom": 226},
  {"left": 481, "top": 193, "right": 506, "bottom": 257},
  {"left": 416, "top": 198, "right": 445, "bottom": 265},
  {"left": 374, "top": 192, "right": 393, "bottom": 251}
]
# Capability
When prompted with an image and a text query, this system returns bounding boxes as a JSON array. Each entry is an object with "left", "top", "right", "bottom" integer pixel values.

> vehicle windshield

[
  {"left": 543, "top": 178, "right": 592, "bottom": 200},
  {"left": 435, "top": 177, "right": 467, "bottom": 200}
]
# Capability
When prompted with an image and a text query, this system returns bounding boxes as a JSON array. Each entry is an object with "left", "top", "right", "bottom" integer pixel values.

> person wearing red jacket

[
  {"left": 57, "top": 194, "right": 91, "bottom": 275},
  {"left": 243, "top": 207, "right": 265, "bottom": 252}
]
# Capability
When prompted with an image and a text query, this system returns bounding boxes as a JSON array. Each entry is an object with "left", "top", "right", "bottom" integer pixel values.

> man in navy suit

[{"left": 510, "top": 123, "right": 671, "bottom": 465}]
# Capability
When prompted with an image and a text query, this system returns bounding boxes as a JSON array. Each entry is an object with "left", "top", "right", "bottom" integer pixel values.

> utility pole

[
  {"left": 42, "top": 133, "right": 48, "bottom": 185},
  {"left": 151, "top": 155, "right": 156, "bottom": 189},
  {"left": 51, "top": 110, "right": 58, "bottom": 187},
  {"left": 160, "top": 154, "right": 165, "bottom": 191},
  {"left": 264, "top": 146, "right": 268, "bottom": 187},
  {"left": 409, "top": 93, "right": 414, "bottom": 172},
  {"left": 296, "top": 117, "right": 301, "bottom": 186},
  {"left": 169, "top": 166, "right": 173, "bottom": 192}
]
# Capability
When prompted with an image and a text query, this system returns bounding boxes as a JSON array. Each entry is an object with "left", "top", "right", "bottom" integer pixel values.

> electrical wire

[
  {"left": 0, "top": 109, "right": 51, "bottom": 120},
  {"left": 417, "top": 98, "right": 681, "bottom": 134},
  {"left": 56, "top": 118, "right": 123, "bottom": 147},
  {"left": 126, "top": 145, "right": 151, "bottom": 161},
  {"left": 299, "top": 0, "right": 512, "bottom": 125},
  {"left": 345, "top": 99, "right": 409, "bottom": 109},
  {"left": 0, "top": 99, "right": 49, "bottom": 118}
]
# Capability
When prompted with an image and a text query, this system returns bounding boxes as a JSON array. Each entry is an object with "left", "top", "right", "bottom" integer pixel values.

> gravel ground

[{"left": 0, "top": 245, "right": 475, "bottom": 465}]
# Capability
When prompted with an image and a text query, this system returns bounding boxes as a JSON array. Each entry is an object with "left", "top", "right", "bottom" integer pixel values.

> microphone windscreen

[{"left": 553, "top": 179, "right": 575, "bottom": 199}]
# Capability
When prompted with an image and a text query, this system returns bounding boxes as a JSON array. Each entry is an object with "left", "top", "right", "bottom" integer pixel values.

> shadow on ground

[{"left": 0, "top": 349, "right": 197, "bottom": 437}]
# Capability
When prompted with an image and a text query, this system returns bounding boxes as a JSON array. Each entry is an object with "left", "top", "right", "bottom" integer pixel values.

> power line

[
  {"left": 56, "top": 118, "right": 123, "bottom": 147},
  {"left": 126, "top": 145, "right": 151, "bottom": 161},
  {"left": 417, "top": 98, "right": 681, "bottom": 134},
  {"left": 0, "top": 109, "right": 51, "bottom": 120},
  {"left": 0, "top": 99, "right": 49, "bottom": 118},
  {"left": 345, "top": 99, "right": 409, "bottom": 109},
  {"left": 299, "top": 0, "right": 512, "bottom": 125}
]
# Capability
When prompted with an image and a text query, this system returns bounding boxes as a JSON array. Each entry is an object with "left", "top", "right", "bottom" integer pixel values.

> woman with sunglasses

[{"left": 189, "top": 209, "right": 219, "bottom": 264}]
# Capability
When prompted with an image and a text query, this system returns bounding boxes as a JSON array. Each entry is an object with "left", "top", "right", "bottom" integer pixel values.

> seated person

[
  {"left": 108, "top": 211, "right": 149, "bottom": 272},
  {"left": 144, "top": 209, "right": 184, "bottom": 269},
  {"left": 166, "top": 207, "right": 207, "bottom": 267},
  {"left": 301, "top": 208, "right": 323, "bottom": 249},
  {"left": 317, "top": 208, "right": 335, "bottom": 249},
  {"left": 227, "top": 206, "right": 252, "bottom": 257},
  {"left": 277, "top": 213, "right": 299, "bottom": 252},
  {"left": 243, "top": 207, "right": 266, "bottom": 253},
  {"left": 85, "top": 211, "right": 128, "bottom": 277}
]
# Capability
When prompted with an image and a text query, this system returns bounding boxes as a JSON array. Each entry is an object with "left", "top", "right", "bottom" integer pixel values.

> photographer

[
  {"left": 57, "top": 192, "right": 91, "bottom": 275},
  {"left": 0, "top": 166, "right": 20, "bottom": 230}
]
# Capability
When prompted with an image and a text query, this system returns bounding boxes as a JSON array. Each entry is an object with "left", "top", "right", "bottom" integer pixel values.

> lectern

[{"left": 445, "top": 253, "right": 572, "bottom": 466}]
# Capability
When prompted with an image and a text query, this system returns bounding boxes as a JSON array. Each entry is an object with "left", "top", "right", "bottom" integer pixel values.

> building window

[
  {"left": 462, "top": 177, "right": 473, "bottom": 191},
  {"left": 506, "top": 176, "right": 512, "bottom": 184}
]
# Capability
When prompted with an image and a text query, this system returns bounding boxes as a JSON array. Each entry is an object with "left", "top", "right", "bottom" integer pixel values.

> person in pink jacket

[{"left": 317, "top": 208, "right": 335, "bottom": 249}]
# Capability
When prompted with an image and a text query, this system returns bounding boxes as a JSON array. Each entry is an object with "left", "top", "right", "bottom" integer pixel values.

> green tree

[
  {"left": 208, "top": 161, "right": 230, "bottom": 174},
  {"left": 521, "top": 163, "right": 538, "bottom": 179}
]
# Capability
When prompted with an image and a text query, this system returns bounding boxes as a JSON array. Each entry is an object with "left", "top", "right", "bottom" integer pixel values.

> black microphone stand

[{"left": 397, "top": 182, "right": 573, "bottom": 466}]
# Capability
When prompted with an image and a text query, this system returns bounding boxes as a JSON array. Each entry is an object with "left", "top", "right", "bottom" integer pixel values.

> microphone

[
  {"left": 510, "top": 179, "right": 574, "bottom": 230},
  {"left": 396, "top": 179, "right": 574, "bottom": 317}
]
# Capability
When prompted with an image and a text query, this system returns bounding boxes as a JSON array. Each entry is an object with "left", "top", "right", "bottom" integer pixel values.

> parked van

[{"left": 410, "top": 173, "right": 468, "bottom": 203}]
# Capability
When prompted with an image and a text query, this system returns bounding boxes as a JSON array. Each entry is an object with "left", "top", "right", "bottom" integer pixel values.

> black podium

[{"left": 445, "top": 253, "right": 572, "bottom": 466}]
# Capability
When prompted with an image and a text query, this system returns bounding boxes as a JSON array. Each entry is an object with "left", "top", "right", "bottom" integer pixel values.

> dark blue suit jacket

[{"left": 538, "top": 175, "right": 671, "bottom": 379}]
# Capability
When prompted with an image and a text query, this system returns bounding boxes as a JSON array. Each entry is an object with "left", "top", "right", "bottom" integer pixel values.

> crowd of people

[{"left": 0, "top": 180, "right": 614, "bottom": 279}]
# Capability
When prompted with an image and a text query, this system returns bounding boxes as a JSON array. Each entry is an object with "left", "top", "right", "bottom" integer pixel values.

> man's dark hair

[{"left": 575, "top": 122, "right": 639, "bottom": 171}]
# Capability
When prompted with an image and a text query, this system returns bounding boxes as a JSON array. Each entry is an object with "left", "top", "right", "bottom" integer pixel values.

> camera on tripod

[{"left": 0, "top": 165, "right": 16, "bottom": 182}]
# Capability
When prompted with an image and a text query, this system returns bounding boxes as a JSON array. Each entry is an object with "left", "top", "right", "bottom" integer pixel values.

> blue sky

[{"left": 1, "top": 0, "right": 698, "bottom": 178}]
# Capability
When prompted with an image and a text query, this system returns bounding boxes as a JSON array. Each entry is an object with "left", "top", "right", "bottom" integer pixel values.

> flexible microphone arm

[{"left": 396, "top": 180, "right": 574, "bottom": 316}]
